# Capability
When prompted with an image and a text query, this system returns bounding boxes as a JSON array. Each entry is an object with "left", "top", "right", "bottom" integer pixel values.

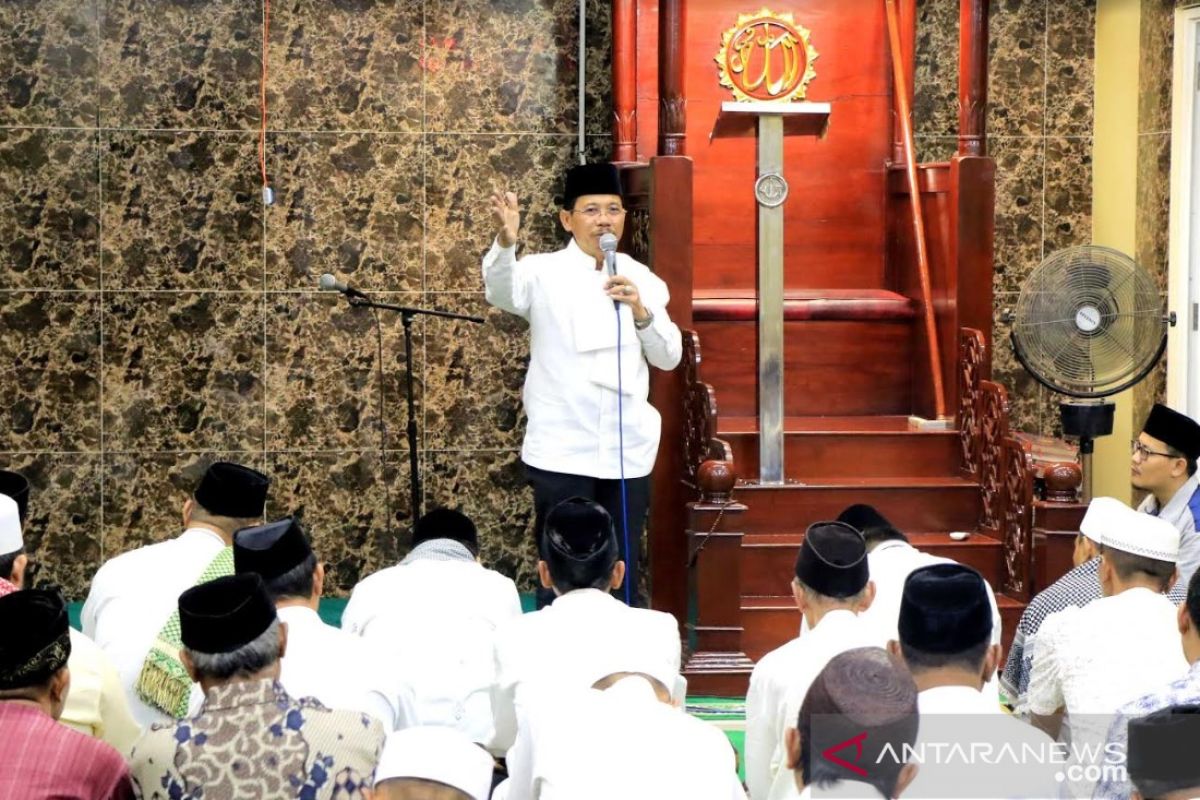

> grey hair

[{"left": 185, "top": 618, "right": 281, "bottom": 681}]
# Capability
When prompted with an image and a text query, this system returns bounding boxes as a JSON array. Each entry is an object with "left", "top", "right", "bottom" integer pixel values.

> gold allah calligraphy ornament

[{"left": 715, "top": 9, "right": 818, "bottom": 102}]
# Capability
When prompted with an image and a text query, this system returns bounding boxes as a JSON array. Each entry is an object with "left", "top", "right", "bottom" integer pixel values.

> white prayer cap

[
  {"left": 1079, "top": 496, "right": 1130, "bottom": 545},
  {"left": 375, "top": 726, "right": 493, "bottom": 800},
  {"left": 0, "top": 495, "right": 20, "bottom": 554},
  {"left": 1101, "top": 508, "right": 1181, "bottom": 563}
]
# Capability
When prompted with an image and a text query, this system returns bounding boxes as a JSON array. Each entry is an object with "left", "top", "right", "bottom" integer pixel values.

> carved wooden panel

[
  {"left": 627, "top": 206, "right": 651, "bottom": 266},
  {"left": 958, "top": 328, "right": 986, "bottom": 477},
  {"left": 977, "top": 379, "right": 1010, "bottom": 532},
  {"left": 1001, "top": 435, "right": 1034, "bottom": 599},
  {"left": 681, "top": 329, "right": 732, "bottom": 491}
]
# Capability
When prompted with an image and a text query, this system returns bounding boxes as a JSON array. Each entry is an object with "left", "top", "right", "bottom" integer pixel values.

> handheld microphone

[
  {"left": 598, "top": 233, "right": 619, "bottom": 277},
  {"left": 318, "top": 273, "right": 367, "bottom": 298}
]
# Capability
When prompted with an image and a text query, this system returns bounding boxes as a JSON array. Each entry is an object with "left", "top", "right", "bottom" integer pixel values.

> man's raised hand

[{"left": 491, "top": 190, "right": 520, "bottom": 248}]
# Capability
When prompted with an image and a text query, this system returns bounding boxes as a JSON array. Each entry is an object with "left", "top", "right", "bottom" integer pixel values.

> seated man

[
  {"left": 370, "top": 726, "right": 495, "bottom": 800},
  {"left": 782, "top": 647, "right": 919, "bottom": 800},
  {"left": 1126, "top": 704, "right": 1200, "bottom": 800},
  {"left": 128, "top": 574, "right": 385, "bottom": 800},
  {"left": 1026, "top": 504, "right": 1189, "bottom": 798},
  {"left": 0, "top": 589, "right": 134, "bottom": 800},
  {"left": 746, "top": 521, "right": 878, "bottom": 800},
  {"left": 1133, "top": 403, "right": 1200, "bottom": 589},
  {"left": 490, "top": 497, "right": 680, "bottom": 753},
  {"left": 233, "top": 516, "right": 415, "bottom": 729},
  {"left": 890, "top": 564, "right": 1058, "bottom": 799},
  {"left": 343, "top": 507, "right": 522, "bottom": 745}
]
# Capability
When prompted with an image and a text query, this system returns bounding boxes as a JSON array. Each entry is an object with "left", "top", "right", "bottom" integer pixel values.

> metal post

[{"left": 757, "top": 115, "right": 785, "bottom": 484}]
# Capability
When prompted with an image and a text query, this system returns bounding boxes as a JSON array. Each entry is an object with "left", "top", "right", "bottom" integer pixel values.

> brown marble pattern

[
  {"left": 1043, "top": 137, "right": 1093, "bottom": 256},
  {"left": 1136, "top": 133, "right": 1171, "bottom": 290},
  {"left": 423, "top": 295, "right": 528, "bottom": 451},
  {"left": 989, "top": 136, "right": 1045, "bottom": 294},
  {"left": 425, "top": 133, "right": 579, "bottom": 292},
  {"left": 0, "top": 293, "right": 100, "bottom": 453},
  {"left": 991, "top": 295, "right": 1048, "bottom": 436},
  {"left": 1046, "top": 0, "right": 1095, "bottom": 135},
  {"left": 0, "top": 0, "right": 98, "bottom": 127},
  {"left": 1139, "top": 0, "right": 1175, "bottom": 134},
  {"left": 914, "top": 0, "right": 958, "bottom": 139},
  {"left": 2, "top": 454, "right": 102, "bottom": 596},
  {"left": 988, "top": 0, "right": 1047, "bottom": 138},
  {"left": 101, "top": 451, "right": 265, "bottom": 554},
  {"left": 98, "top": 0, "right": 260, "bottom": 129},
  {"left": 584, "top": 0, "right": 613, "bottom": 138},
  {"left": 266, "top": 0, "right": 422, "bottom": 132},
  {"left": 102, "top": 292, "right": 265, "bottom": 451},
  {"left": 101, "top": 132, "right": 262, "bottom": 290},
  {"left": 0, "top": 129, "right": 100, "bottom": 290},
  {"left": 424, "top": 0, "right": 580, "bottom": 133},
  {"left": 915, "top": 136, "right": 957, "bottom": 164},
  {"left": 423, "top": 449, "right": 537, "bottom": 591},
  {"left": 265, "top": 133, "right": 423, "bottom": 293},
  {"left": 264, "top": 292, "right": 420, "bottom": 452}
]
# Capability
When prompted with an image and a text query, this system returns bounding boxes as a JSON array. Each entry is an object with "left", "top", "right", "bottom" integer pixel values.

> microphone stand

[{"left": 339, "top": 294, "right": 484, "bottom": 526}]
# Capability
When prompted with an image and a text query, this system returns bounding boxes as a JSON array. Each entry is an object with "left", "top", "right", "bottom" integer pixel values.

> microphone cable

[
  {"left": 614, "top": 294, "right": 632, "bottom": 607},
  {"left": 370, "top": 304, "right": 395, "bottom": 540}
]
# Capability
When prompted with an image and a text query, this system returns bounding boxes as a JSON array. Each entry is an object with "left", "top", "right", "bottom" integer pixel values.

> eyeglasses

[
  {"left": 571, "top": 204, "right": 626, "bottom": 220},
  {"left": 1131, "top": 439, "right": 1175, "bottom": 462}
]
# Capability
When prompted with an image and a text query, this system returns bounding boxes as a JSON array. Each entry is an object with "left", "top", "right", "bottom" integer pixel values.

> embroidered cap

[
  {"left": 0, "top": 589, "right": 71, "bottom": 690},
  {"left": 1079, "top": 496, "right": 1130, "bottom": 545},
  {"left": 375, "top": 726, "right": 495, "bottom": 800},
  {"left": 234, "top": 517, "right": 313, "bottom": 582},
  {"left": 1101, "top": 508, "right": 1181, "bottom": 564},
  {"left": 794, "top": 521, "right": 869, "bottom": 599},
  {"left": 179, "top": 574, "right": 277, "bottom": 654}
]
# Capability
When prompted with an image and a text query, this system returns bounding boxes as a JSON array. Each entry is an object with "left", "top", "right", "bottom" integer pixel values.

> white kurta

[
  {"left": 745, "top": 609, "right": 881, "bottom": 800},
  {"left": 1025, "top": 587, "right": 1189, "bottom": 798},
  {"left": 342, "top": 558, "right": 523, "bottom": 745},
  {"left": 274, "top": 605, "right": 415, "bottom": 730},
  {"left": 61, "top": 628, "right": 141, "bottom": 755},
  {"left": 81, "top": 526, "right": 224, "bottom": 728},
  {"left": 1137, "top": 473, "right": 1200, "bottom": 590},
  {"left": 482, "top": 238, "right": 683, "bottom": 479},
  {"left": 499, "top": 676, "right": 745, "bottom": 800},
  {"left": 489, "top": 588, "right": 681, "bottom": 753}
]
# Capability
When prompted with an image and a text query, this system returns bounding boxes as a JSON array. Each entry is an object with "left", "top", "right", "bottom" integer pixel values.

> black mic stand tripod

[{"left": 338, "top": 294, "right": 484, "bottom": 527}]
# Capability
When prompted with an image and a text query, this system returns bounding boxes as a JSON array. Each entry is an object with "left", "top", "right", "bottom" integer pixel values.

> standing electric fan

[{"left": 1008, "top": 245, "right": 1173, "bottom": 501}]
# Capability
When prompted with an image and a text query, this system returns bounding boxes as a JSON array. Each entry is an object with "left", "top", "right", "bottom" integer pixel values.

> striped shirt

[{"left": 0, "top": 701, "right": 134, "bottom": 800}]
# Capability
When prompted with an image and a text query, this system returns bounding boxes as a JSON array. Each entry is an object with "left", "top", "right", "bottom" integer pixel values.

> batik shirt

[
  {"left": 1093, "top": 660, "right": 1200, "bottom": 800},
  {"left": 128, "top": 679, "right": 385, "bottom": 800}
]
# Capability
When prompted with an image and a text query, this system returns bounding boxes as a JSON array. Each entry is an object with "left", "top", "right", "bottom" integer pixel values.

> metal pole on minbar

[{"left": 757, "top": 115, "right": 785, "bottom": 485}]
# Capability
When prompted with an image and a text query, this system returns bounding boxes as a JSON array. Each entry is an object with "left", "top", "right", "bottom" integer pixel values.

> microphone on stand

[{"left": 318, "top": 273, "right": 368, "bottom": 299}]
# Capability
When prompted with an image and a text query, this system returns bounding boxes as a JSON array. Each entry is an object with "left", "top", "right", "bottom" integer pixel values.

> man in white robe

[{"left": 1132, "top": 403, "right": 1200, "bottom": 590}]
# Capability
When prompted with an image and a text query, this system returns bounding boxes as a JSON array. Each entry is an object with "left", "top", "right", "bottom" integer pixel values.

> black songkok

[
  {"left": 544, "top": 497, "right": 617, "bottom": 560},
  {"left": 0, "top": 471, "right": 30, "bottom": 526},
  {"left": 1142, "top": 403, "right": 1200, "bottom": 461},
  {"left": 413, "top": 507, "right": 478, "bottom": 550},
  {"left": 234, "top": 517, "right": 312, "bottom": 582},
  {"left": 1128, "top": 704, "right": 1200, "bottom": 795},
  {"left": 561, "top": 163, "right": 623, "bottom": 209},
  {"left": 0, "top": 590, "right": 71, "bottom": 690},
  {"left": 193, "top": 461, "right": 270, "bottom": 519},
  {"left": 794, "top": 521, "right": 869, "bottom": 599},
  {"left": 837, "top": 503, "right": 905, "bottom": 543},
  {"left": 898, "top": 563, "right": 992, "bottom": 653},
  {"left": 179, "top": 574, "right": 276, "bottom": 654}
]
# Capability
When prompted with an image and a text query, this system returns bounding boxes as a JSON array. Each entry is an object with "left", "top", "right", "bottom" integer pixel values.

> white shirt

[
  {"left": 81, "top": 526, "right": 225, "bottom": 728},
  {"left": 745, "top": 609, "right": 881, "bottom": 800},
  {"left": 274, "top": 605, "right": 415, "bottom": 730},
  {"left": 482, "top": 238, "right": 683, "bottom": 479},
  {"left": 1137, "top": 473, "right": 1200, "bottom": 590},
  {"left": 342, "top": 558, "right": 523, "bottom": 745},
  {"left": 499, "top": 676, "right": 745, "bottom": 800},
  {"left": 905, "top": 685, "right": 1059, "bottom": 800},
  {"left": 1025, "top": 587, "right": 1189, "bottom": 798},
  {"left": 490, "top": 588, "right": 681, "bottom": 753},
  {"left": 61, "top": 628, "right": 142, "bottom": 755}
]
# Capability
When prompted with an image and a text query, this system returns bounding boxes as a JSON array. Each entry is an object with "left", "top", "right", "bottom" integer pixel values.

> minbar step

[{"left": 720, "top": 415, "right": 962, "bottom": 481}]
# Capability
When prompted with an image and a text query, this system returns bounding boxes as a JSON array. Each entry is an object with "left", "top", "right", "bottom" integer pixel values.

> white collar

[
  {"left": 178, "top": 526, "right": 227, "bottom": 546},
  {"left": 917, "top": 684, "right": 997, "bottom": 713},
  {"left": 870, "top": 540, "right": 914, "bottom": 556},
  {"left": 811, "top": 608, "right": 860, "bottom": 632},
  {"left": 275, "top": 605, "right": 322, "bottom": 626},
  {"left": 549, "top": 587, "right": 617, "bottom": 609}
]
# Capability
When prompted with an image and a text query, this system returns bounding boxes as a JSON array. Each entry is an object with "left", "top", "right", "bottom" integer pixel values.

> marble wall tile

[
  {"left": 266, "top": 0, "right": 422, "bottom": 133},
  {"left": 265, "top": 133, "right": 423, "bottom": 293},
  {"left": 98, "top": 0, "right": 260, "bottom": 129},
  {"left": 914, "top": 0, "right": 958, "bottom": 139},
  {"left": 2, "top": 453, "right": 101, "bottom": 598},
  {"left": 423, "top": 449, "right": 537, "bottom": 592},
  {"left": 424, "top": 133, "right": 579, "bottom": 292},
  {"left": 264, "top": 292, "right": 420, "bottom": 452},
  {"left": 101, "top": 451, "right": 265, "bottom": 557},
  {"left": 0, "top": 292, "right": 100, "bottom": 453},
  {"left": 266, "top": 450, "right": 402, "bottom": 595},
  {"left": 424, "top": 0, "right": 579, "bottom": 133},
  {"left": 1046, "top": 0, "right": 1095, "bottom": 135},
  {"left": 102, "top": 292, "right": 265, "bottom": 451},
  {"left": 989, "top": 136, "right": 1045, "bottom": 294},
  {"left": 988, "top": 0, "right": 1047, "bottom": 138},
  {"left": 991, "top": 294, "right": 1048, "bottom": 435},
  {"left": 0, "top": 129, "right": 99, "bottom": 290},
  {"left": 0, "top": 0, "right": 98, "bottom": 128},
  {"left": 1043, "top": 137, "right": 1093, "bottom": 256},
  {"left": 101, "top": 131, "right": 262, "bottom": 290},
  {"left": 1139, "top": 0, "right": 1175, "bottom": 134},
  {"left": 1135, "top": 133, "right": 1171, "bottom": 290},
  {"left": 423, "top": 295, "right": 528, "bottom": 451},
  {"left": 915, "top": 136, "right": 957, "bottom": 164},
  {"left": 584, "top": 0, "right": 614, "bottom": 138}
]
